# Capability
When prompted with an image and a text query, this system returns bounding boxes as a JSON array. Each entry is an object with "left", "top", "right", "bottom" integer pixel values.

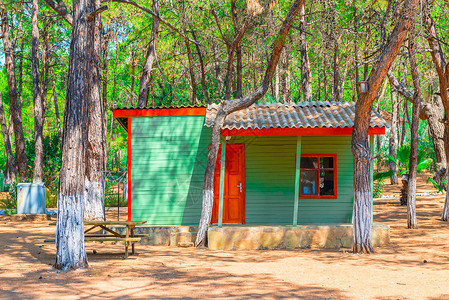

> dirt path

[{"left": 1, "top": 181, "right": 449, "bottom": 299}]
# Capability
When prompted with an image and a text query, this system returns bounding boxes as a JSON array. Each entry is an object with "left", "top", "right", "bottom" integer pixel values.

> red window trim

[{"left": 298, "top": 154, "right": 337, "bottom": 199}]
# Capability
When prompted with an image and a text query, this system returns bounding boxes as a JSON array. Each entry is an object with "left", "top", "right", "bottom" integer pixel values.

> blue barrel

[{"left": 17, "top": 183, "right": 46, "bottom": 214}]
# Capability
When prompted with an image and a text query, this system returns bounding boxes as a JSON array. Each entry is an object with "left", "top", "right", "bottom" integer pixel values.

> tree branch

[
  {"left": 104, "top": 0, "right": 201, "bottom": 46},
  {"left": 388, "top": 70, "right": 432, "bottom": 120},
  {"left": 210, "top": 5, "right": 230, "bottom": 47},
  {"left": 387, "top": 70, "right": 415, "bottom": 102},
  {"left": 43, "top": 0, "right": 73, "bottom": 25},
  {"left": 87, "top": 6, "right": 108, "bottom": 22}
]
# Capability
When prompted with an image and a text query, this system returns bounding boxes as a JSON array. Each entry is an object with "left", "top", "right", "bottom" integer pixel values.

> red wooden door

[{"left": 211, "top": 144, "right": 245, "bottom": 224}]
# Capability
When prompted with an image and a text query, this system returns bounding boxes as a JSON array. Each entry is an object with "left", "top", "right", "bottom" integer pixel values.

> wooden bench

[
  {"left": 44, "top": 237, "right": 141, "bottom": 243},
  {"left": 46, "top": 220, "right": 147, "bottom": 258}
]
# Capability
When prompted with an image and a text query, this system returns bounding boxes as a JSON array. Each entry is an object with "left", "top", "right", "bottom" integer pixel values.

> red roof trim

[
  {"left": 113, "top": 107, "right": 207, "bottom": 117},
  {"left": 221, "top": 127, "right": 386, "bottom": 136}
]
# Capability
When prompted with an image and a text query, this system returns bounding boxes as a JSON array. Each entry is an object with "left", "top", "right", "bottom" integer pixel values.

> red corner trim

[{"left": 127, "top": 117, "right": 131, "bottom": 221}]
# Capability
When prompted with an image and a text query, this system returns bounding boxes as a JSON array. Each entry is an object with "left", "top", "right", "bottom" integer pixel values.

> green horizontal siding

[
  {"left": 228, "top": 136, "right": 296, "bottom": 224},
  {"left": 131, "top": 116, "right": 210, "bottom": 225},
  {"left": 298, "top": 135, "right": 354, "bottom": 223},
  {"left": 131, "top": 115, "right": 355, "bottom": 225},
  {"left": 228, "top": 135, "right": 354, "bottom": 224}
]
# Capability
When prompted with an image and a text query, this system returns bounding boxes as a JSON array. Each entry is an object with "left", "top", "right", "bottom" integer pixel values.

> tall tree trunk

[
  {"left": 231, "top": 0, "right": 243, "bottom": 99},
  {"left": 129, "top": 47, "right": 135, "bottom": 105},
  {"left": 407, "top": 26, "right": 419, "bottom": 229},
  {"left": 10, "top": 38, "right": 25, "bottom": 142},
  {"left": 282, "top": 45, "right": 292, "bottom": 103},
  {"left": 84, "top": 0, "right": 106, "bottom": 221},
  {"left": 252, "top": 52, "right": 258, "bottom": 89},
  {"left": 330, "top": 3, "right": 341, "bottom": 101},
  {"left": 32, "top": 0, "right": 44, "bottom": 184},
  {"left": 0, "top": 92, "right": 17, "bottom": 183},
  {"left": 212, "top": 38, "right": 223, "bottom": 93},
  {"left": 428, "top": 97, "right": 447, "bottom": 187},
  {"left": 0, "top": 6, "right": 28, "bottom": 180},
  {"left": 106, "top": 40, "right": 119, "bottom": 162},
  {"left": 351, "top": 0, "right": 417, "bottom": 254},
  {"left": 388, "top": 70, "right": 447, "bottom": 176},
  {"left": 422, "top": 0, "right": 449, "bottom": 221},
  {"left": 150, "top": 74, "right": 155, "bottom": 106},
  {"left": 50, "top": 68, "right": 63, "bottom": 147},
  {"left": 400, "top": 100, "right": 407, "bottom": 147},
  {"left": 318, "top": 73, "right": 321, "bottom": 101},
  {"left": 274, "top": 63, "right": 280, "bottom": 100},
  {"left": 389, "top": 80, "right": 398, "bottom": 184},
  {"left": 184, "top": 24, "right": 197, "bottom": 105},
  {"left": 190, "top": 27, "right": 210, "bottom": 103},
  {"left": 299, "top": 3, "right": 312, "bottom": 101},
  {"left": 101, "top": 32, "right": 109, "bottom": 153},
  {"left": 353, "top": 0, "right": 359, "bottom": 101},
  {"left": 196, "top": 0, "right": 305, "bottom": 247},
  {"left": 56, "top": 0, "right": 95, "bottom": 271},
  {"left": 350, "top": 72, "right": 356, "bottom": 102},
  {"left": 340, "top": 58, "right": 350, "bottom": 99},
  {"left": 137, "top": 0, "right": 160, "bottom": 107},
  {"left": 218, "top": 1, "right": 255, "bottom": 100},
  {"left": 323, "top": 54, "right": 328, "bottom": 101},
  {"left": 333, "top": 44, "right": 341, "bottom": 101},
  {"left": 375, "top": 79, "right": 388, "bottom": 171},
  {"left": 102, "top": 33, "right": 109, "bottom": 108},
  {"left": 236, "top": 45, "right": 243, "bottom": 99}
]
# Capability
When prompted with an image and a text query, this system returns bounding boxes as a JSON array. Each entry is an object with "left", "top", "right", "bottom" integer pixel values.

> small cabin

[{"left": 113, "top": 101, "right": 389, "bottom": 249}]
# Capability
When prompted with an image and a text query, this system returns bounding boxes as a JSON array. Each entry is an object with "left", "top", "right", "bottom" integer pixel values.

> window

[{"left": 299, "top": 154, "right": 337, "bottom": 198}]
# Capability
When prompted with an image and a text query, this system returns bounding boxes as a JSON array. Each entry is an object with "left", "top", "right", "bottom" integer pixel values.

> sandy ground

[{"left": 1, "top": 176, "right": 449, "bottom": 299}]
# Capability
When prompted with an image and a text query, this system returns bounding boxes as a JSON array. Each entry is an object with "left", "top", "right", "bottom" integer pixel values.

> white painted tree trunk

[
  {"left": 196, "top": 189, "right": 214, "bottom": 247},
  {"left": 55, "top": 194, "right": 88, "bottom": 270},
  {"left": 84, "top": 179, "right": 105, "bottom": 221},
  {"left": 442, "top": 172, "right": 449, "bottom": 221}
]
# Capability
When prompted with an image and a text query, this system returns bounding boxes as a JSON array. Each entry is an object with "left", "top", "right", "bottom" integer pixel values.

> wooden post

[
  {"left": 218, "top": 137, "right": 226, "bottom": 228},
  {"left": 127, "top": 117, "right": 132, "bottom": 221},
  {"left": 293, "top": 136, "right": 302, "bottom": 226},
  {"left": 370, "top": 134, "right": 374, "bottom": 224}
]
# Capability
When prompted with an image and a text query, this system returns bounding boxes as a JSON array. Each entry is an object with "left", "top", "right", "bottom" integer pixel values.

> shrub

[
  {"left": 0, "top": 181, "right": 17, "bottom": 210},
  {"left": 373, "top": 179, "right": 385, "bottom": 198}
]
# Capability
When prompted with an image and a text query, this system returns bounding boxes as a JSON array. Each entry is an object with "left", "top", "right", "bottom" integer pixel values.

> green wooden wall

[
  {"left": 227, "top": 135, "right": 354, "bottom": 224},
  {"left": 131, "top": 115, "right": 354, "bottom": 225},
  {"left": 298, "top": 136, "right": 354, "bottom": 223},
  {"left": 131, "top": 116, "right": 210, "bottom": 225}
]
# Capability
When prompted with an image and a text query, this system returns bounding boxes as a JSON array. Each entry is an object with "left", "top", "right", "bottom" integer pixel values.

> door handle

[{"left": 237, "top": 183, "right": 242, "bottom": 193}]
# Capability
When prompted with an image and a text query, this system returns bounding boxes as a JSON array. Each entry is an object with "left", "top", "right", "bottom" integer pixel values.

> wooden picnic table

[{"left": 46, "top": 220, "right": 147, "bottom": 258}]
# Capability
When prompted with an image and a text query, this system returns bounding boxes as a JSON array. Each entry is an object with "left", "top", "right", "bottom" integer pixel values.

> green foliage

[
  {"left": 104, "top": 180, "right": 127, "bottom": 207},
  {"left": 373, "top": 179, "right": 385, "bottom": 198},
  {"left": 427, "top": 177, "right": 447, "bottom": 193},
  {"left": 374, "top": 144, "right": 433, "bottom": 194},
  {"left": 0, "top": 181, "right": 17, "bottom": 210},
  {"left": 384, "top": 145, "right": 432, "bottom": 176},
  {"left": 25, "top": 135, "right": 61, "bottom": 203}
]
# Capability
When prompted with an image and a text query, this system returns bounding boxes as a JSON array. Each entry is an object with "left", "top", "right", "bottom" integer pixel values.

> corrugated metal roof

[
  {"left": 204, "top": 101, "right": 388, "bottom": 129},
  {"left": 113, "top": 104, "right": 207, "bottom": 110}
]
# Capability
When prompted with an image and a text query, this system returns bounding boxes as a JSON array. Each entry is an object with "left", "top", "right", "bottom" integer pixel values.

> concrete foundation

[
  {"left": 110, "top": 223, "right": 390, "bottom": 250},
  {"left": 208, "top": 223, "right": 390, "bottom": 250}
]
